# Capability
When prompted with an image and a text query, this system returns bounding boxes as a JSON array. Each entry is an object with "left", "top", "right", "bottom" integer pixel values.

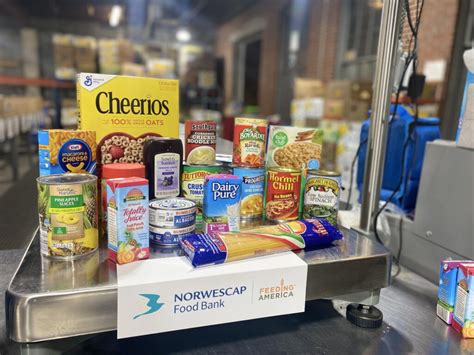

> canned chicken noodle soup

[
  {"left": 265, "top": 167, "right": 302, "bottom": 222},
  {"left": 37, "top": 174, "right": 98, "bottom": 259}
]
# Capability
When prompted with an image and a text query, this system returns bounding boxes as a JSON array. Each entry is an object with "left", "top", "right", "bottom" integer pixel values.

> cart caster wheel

[{"left": 346, "top": 304, "right": 383, "bottom": 328}]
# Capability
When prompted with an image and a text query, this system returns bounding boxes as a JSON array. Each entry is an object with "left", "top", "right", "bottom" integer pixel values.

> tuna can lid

[
  {"left": 37, "top": 173, "right": 97, "bottom": 185},
  {"left": 150, "top": 197, "right": 196, "bottom": 211}
]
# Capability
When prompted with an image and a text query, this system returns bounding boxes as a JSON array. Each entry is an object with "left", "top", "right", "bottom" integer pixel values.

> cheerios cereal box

[
  {"left": 77, "top": 73, "right": 179, "bottom": 173},
  {"left": 38, "top": 129, "right": 96, "bottom": 176}
]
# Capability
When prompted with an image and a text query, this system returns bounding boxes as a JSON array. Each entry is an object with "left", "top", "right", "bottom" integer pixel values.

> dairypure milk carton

[
  {"left": 203, "top": 174, "right": 242, "bottom": 233},
  {"left": 453, "top": 263, "right": 474, "bottom": 338}
]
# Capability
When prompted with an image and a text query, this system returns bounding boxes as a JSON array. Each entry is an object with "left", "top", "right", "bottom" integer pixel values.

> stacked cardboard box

[
  {"left": 324, "top": 80, "right": 372, "bottom": 121},
  {"left": 53, "top": 34, "right": 75, "bottom": 80},
  {"left": 291, "top": 78, "right": 325, "bottom": 127},
  {"left": 74, "top": 36, "right": 97, "bottom": 73}
]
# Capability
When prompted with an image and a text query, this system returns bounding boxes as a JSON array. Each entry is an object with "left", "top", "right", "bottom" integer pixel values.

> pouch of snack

[{"left": 179, "top": 219, "right": 343, "bottom": 267}]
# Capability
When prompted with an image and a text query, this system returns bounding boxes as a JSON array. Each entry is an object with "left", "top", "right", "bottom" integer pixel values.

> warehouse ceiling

[{"left": 2, "top": 0, "right": 255, "bottom": 27}]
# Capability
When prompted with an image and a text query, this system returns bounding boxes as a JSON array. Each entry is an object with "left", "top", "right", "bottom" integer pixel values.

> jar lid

[{"left": 102, "top": 163, "right": 145, "bottom": 179}]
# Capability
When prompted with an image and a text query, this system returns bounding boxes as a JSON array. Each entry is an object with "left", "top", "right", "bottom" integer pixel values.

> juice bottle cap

[{"left": 102, "top": 163, "right": 145, "bottom": 179}]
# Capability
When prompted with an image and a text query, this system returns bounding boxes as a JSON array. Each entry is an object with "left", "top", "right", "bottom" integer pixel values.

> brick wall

[
  {"left": 215, "top": 0, "right": 288, "bottom": 116},
  {"left": 402, "top": 0, "right": 459, "bottom": 73},
  {"left": 305, "top": 0, "right": 341, "bottom": 82}
]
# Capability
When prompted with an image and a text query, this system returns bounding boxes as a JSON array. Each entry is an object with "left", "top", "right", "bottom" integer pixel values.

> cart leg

[{"left": 331, "top": 289, "right": 384, "bottom": 328}]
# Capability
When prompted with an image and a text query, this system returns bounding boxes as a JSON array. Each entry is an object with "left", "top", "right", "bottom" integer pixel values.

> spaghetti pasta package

[{"left": 180, "top": 219, "right": 343, "bottom": 267}]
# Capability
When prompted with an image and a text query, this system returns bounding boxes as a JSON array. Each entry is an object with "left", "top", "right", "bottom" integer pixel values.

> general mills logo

[
  {"left": 133, "top": 293, "right": 164, "bottom": 319},
  {"left": 84, "top": 75, "right": 93, "bottom": 87}
]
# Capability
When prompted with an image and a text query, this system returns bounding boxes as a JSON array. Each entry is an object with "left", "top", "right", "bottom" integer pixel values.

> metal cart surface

[{"left": 6, "top": 228, "right": 391, "bottom": 343}]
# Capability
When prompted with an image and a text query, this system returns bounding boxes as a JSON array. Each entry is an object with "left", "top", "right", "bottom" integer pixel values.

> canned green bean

[{"left": 303, "top": 170, "right": 341, "bottom": 226}]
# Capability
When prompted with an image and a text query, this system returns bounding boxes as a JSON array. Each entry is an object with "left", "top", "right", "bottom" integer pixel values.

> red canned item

[
  {"left": 185, "top": 121, "right": 217, "bottom": 165},
  {"left": 265, "top": 167, "right": 302, "bottom": 222},
  {"left": 232, "top": 117, "right": 267, "bottom": 167}
]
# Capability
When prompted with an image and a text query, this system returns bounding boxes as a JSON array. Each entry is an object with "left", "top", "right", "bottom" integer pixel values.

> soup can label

[
  {"left": 232, "top": 166, "right": 265, "bottom": 219},
  {"left": 232, "top": 117, "right": 267, "bottom": 167},
  {"left": 37, "top": 174, "right": 98, "bottom": 259},
  {"left": 185, "top": 121, "right": 217, "bottom": 165},
  {"left": 303, "top": 170, "right": 341, "bottom": 225},
  {"left": 265, "top": 168, "right": 301, "bottom": 222}
]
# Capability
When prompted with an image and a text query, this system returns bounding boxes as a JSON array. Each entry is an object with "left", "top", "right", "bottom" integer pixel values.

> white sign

[
  {"left": 423, "top": 59, "right": 446, "bottom": 83},
  {"left": 117, "top": 252, "right": 308, "bottom": 339}
]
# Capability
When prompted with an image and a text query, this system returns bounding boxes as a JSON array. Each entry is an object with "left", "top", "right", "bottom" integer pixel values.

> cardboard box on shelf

[
  {"left": 294, "top": 78, "right": 325, "bottom": 99},
  {"left": 346, "top": 101, "right": 370, "bottom": 121},
  {"left": 74, "top": 36, "right": 97, "bottom": 73},
  {"left": 53, "top": 34, "right": 76, "bottom": 80},
  {"left": 351, "top": 81, "right": 373, "bottom": 102},
  {"left": 324, "top": 99, "right": 345, "bottom": 120},
  {"left": 326, "top": 80, "right": 352, "bottom": 100}
]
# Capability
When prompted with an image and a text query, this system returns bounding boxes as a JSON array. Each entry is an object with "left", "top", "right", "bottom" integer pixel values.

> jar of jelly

[{"left": 143, "top": 137, "right": 183, "bottom": 199}]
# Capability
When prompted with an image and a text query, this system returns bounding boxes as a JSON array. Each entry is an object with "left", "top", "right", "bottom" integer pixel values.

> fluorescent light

[
  {"left": 109, "top": 5, "right": 122, "bottom": 27},
  {"left": 176, "top": 28, "right": 191, "bottom": 42}
]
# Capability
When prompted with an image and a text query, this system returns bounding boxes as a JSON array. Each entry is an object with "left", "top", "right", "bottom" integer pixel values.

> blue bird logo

[{"left": 133, "top": 294, "right": 164, "bottom": 320}]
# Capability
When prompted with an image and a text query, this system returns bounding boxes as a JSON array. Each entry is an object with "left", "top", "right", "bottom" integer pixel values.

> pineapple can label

[{"left": 37, "top": 174, "right": 98, "bottom": 259}]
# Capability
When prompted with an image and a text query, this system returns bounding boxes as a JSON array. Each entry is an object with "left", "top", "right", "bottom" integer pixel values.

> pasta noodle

[{"left": 180, "top": 219, "right": 343, "bottom": 267}]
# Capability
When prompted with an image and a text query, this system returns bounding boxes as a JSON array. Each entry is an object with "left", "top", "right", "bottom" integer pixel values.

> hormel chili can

[{"left": 265, "top": 167, "right": 302, "bottom": 223}]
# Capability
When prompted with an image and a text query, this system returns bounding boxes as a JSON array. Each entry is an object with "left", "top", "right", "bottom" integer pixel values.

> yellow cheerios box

[{"left": 77, "top": 72, "right": 179, "bottom": 172}]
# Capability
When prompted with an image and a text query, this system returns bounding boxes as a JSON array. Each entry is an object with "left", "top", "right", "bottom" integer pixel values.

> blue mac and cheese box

[{"left": 38, "top": 130, "right": 96, "bottom": 176}]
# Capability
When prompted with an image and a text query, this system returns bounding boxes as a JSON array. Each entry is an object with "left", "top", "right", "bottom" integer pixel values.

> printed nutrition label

[
  {"left": 40, "top": 225, "right": 49, "bottom": 255},
  {"left": 454, "top": 285, "right": 467, "bottom": 322},
  {"left": 107, "top": 207, "right": 118, "bottom": 248}
]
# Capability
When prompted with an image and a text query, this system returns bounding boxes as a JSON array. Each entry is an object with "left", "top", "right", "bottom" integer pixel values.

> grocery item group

[{"left": 36, "top": 73, "right": 343, "bottom": 268}]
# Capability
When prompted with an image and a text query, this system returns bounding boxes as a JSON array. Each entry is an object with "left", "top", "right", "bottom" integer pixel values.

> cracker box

[
  {"left": 437, "top": 260, "right": 474, "bottom": 325},
  {"left": 77, "top": 73, "right": 179, "bottom": 173},
  {"left": 453, "top": 263, "right": 474, "bottom": 337},
  {"left": 38, "top": 129, "right": 96, "bottom": 175},
  {"left": 266, "top": 125, "right": 323, "bottom": 170},
  {"left": 106, "top": 177, "right": 149, "bottom": 264}
]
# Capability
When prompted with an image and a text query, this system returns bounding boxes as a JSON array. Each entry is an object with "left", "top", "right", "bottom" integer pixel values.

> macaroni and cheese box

[
  {"left": 77, "top": 73, "right": 179, "bottom": 173},
  {"left": 453, "top": 263, "right": 474, "bottom": 338},
  {"left": 38, "top": 129, "right": 96, "bottom": 175}
]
